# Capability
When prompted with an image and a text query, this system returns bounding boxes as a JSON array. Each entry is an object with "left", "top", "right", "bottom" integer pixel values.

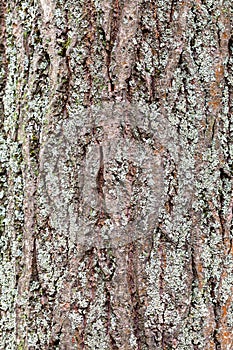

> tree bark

[{"left": 0, "top": 0, "right": 232, "bottom": 349}]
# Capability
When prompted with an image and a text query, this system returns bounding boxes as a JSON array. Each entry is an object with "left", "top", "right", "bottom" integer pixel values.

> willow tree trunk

[{"left": 0, "top": 0, "right": 232, "bottom": 349}]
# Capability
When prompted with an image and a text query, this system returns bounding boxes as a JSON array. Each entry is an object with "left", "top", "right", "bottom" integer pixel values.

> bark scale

[{"left": 0, "top": 0, "right": 232, "bottom": 349}]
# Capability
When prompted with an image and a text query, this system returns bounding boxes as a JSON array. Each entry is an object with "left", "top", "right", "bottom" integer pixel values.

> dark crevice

[
  {"left": 30, "top": 238, "right": 40, "bottom": 283},
  {"left": 219, "top": 167, "right": 230, "bottom": 244},
  {"left": 209, "top": 276, "right": 221, "bottom": 349},
  {"left": 169, "top": 0, "right": 177, "bottom": 23},
  {"left": 127, "top": 244, "right": 147, "bottom": 350},
  {"left": 217, "top": 28, "right": 221, "bottom": 48},
  {"left": 109, "top": 334, "right": 119, "bottom": 350},
  {"left": 213, "top": 329, "right": 221, "bottom": 350},
  {"left": 106, "top": 42, "right": 115, "bottom": 93},
  {"left": 190, "top": 246, "right": 198, "bottom": 308},
  {"left": 61, "top": 8, "right": 73, "bottom": 114},
  {"left": 228, "top": 35, "right": 233, "bottom": 54},
  {"left": 107, "top": 0, "right": 123, "bottom": 96},
  {"left": 125, "top": 74, "right": 132, "bottom": 102},
  {"left": 49, "top": 326, "right": 62, "bottom": 348}
]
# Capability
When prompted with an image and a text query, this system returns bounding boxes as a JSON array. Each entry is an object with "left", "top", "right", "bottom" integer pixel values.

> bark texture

[{"left": 0, "top": 0, "right": 233, "bottom": 349}]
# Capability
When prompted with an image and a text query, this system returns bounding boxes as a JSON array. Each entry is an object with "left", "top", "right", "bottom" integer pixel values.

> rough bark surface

[{"left": 0, "top": 0, "right": 233, "bottom": 349}]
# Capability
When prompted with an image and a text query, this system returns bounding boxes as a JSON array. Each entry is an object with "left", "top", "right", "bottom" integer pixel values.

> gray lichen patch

[{"left": 39, "top": 101, "right": 195, "bottom": 251}]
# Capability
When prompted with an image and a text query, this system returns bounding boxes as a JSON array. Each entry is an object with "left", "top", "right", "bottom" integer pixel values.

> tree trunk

[{"left": 1, "top": 0, "right": 232, "bottom": 349}]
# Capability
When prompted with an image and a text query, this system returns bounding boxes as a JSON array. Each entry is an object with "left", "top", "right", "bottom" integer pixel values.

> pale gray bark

[{"left": 0, "top": 0, "right": 233, "bottom": 349}]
